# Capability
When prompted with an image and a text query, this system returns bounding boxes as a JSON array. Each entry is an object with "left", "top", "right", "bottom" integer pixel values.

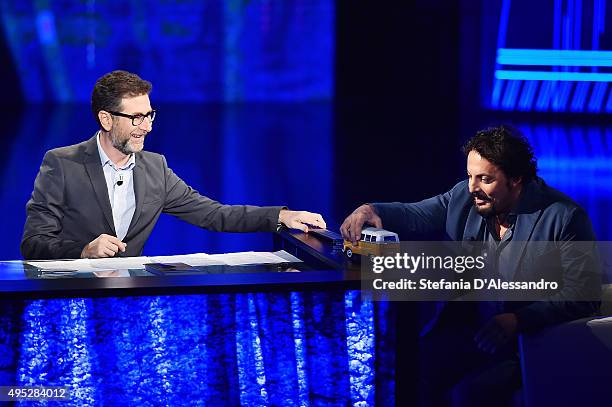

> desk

[{"left": 0, "top": 232, "right": 396, "bottom": 406}]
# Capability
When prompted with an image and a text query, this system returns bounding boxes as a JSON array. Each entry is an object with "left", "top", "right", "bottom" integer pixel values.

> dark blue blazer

[{"left": 373, "top": 177, "right": 601, "bottom": 334}]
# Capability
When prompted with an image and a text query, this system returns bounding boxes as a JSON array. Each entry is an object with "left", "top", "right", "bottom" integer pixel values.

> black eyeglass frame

[{"left": 107, "top": 110, "right": 156, "bottom": 126}]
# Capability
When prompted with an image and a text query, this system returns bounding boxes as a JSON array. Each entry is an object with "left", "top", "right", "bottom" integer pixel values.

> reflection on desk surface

[{"left": 21, "top": 250, "right": 302, "bottom": 277}]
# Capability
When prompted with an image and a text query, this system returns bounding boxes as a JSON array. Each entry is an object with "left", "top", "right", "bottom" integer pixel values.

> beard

[
  {"left": 474, "top": 202, "right": 496, "bottom": 218},
  {"left": 110, "top": 129, "right": 140, "bottom": 155},
  {"left": 472, "top": 193, "right": 496, "bottom": 218}
]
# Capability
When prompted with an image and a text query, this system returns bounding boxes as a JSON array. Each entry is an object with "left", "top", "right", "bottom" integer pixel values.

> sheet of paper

[
  {"left": 27, "top": 257, "right": 153, "bottom": 272},
  {"left": 148, "top": 253, "right": 225, "bottom": 267},
  {"left": 207, "top": 250, "right": 302, "bottom": 266},
  {"left": 26, "top": 250, "right": 301, "bottom": 271},
  {"left": 26, "top": 259, "right": 95, "bottom": 272},
  {"left": 88, "top": 256, "right": 153, "bottom": 270}
]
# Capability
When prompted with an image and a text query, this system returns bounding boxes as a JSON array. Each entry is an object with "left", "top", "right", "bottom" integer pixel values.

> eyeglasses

[{"left": 108, "top": 110, "right": 156, "bottom": 126}]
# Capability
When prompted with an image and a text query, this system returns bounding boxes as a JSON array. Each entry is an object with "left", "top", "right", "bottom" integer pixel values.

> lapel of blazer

[
  {"left": 463, "top": 207, "right": 484, "bottom": 242},
  {"left": 126, "top": 157, "right": 147, "bottom": 237},
  {"left": 83, "top": 134, "right": 116, "bottom": 234},
  {"left": 504, "top": 180, "right": 545, "bottom": 280}
]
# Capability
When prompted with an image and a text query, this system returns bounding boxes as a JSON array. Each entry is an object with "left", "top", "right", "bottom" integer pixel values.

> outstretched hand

[
  {"left": 340, "top": 204, "right": 383, "bottom": 244},
  {"left": 279, "top": 210, "right": 326, "bottom": 233}
]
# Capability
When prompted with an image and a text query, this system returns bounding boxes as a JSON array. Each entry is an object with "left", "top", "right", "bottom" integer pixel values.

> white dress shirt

[{"left": 96, "top": 132, "right": 136, "bottom": 241}]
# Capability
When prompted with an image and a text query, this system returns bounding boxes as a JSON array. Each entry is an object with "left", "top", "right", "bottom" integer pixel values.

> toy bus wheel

[{"left": 345, "top": 248, "right": 353, "bottom": 258}]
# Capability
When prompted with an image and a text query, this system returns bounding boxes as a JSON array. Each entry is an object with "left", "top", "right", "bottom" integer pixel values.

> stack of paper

[{"left": 26, "top": 250, "right": 301, "bottom": 273}]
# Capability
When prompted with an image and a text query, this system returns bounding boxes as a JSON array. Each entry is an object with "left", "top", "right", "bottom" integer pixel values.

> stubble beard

[
  {"left": 110, "top": 129, "right": 137, "bottom": 155},
  {"left": 474, "top": 202, "right": 496, "bottom": 219}
]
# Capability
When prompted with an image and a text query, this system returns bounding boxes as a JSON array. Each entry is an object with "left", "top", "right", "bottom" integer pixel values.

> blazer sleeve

[
  {"left": 371, "top": 187, "right": 454, "bottom": 238},
  {"left": 514, "top": 207, "right": 602, "bottom": 333},
  {"left": 21, "top": 152, "right": 85, "bottom": 260},
  {"left": 160, "top": 156, "right": 283, "bottom": 232}
]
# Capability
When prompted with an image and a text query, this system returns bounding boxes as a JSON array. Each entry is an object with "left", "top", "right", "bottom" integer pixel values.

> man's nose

[
  {"left": 140, "top": 117, "right": 153, "bottom": 132},
  {"left": 468, "top": 178, "right": 479, "bottom": 194}
]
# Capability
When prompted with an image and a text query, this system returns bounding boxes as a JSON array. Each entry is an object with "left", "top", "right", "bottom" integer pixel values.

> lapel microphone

[{"left": 116, "top": 174, "right": 124, "bottom": 186}]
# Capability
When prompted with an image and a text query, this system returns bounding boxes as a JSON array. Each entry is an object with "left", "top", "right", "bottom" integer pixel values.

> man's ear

[
  {"left": 98, "top": 111, "right": 113, "bottom": 132},
  {"left": 511, "top": 176, "right": 522, "bottom": 188}
]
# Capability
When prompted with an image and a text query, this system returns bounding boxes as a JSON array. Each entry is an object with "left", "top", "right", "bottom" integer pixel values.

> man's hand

[
  {"left": 340, "top": 204, "right": 383, "bottom": 244},
  {"left": 474, "top": 313, "right": 518, "bottom": 354},
  {"left": 278, "top": 210, "right": 326, "bottom": 233},
  {"left": 81, "top": 234, "right": 127, "bottom": 259}
]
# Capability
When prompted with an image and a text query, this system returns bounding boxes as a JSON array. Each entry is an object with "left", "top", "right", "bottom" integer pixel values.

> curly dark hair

[
  {"left": 462, "top": 125, "right": 537, "bottom": 182},
  {"left": 91, "top": 70, "right": 152, "bottom": 127}
]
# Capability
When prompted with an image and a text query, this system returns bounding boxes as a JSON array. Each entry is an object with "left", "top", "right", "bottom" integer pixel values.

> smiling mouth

[{"left": 473, "top": 196, "right": 491, "bottom": 205}]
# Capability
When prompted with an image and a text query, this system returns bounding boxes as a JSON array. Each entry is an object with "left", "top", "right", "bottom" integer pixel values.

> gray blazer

[{"left": 21, "top": 135, "right": 283, "bottom": 260}]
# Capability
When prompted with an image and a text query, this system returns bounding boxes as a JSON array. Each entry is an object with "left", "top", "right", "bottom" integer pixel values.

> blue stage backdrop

[
  {"left": 0, "top": 291, "right": 395, "bottom": 406},
  {"left": 482, "top": 0, "right": 612, "bottom": 113},
  {"left": 0, "top": 103, "right": 333, "bottom": 260},
  {"left": 0, "top": 0, "right": 334, "bottom": 102},
  {"left": 519, "top": 123, "right": 612, "bottom": 241}
]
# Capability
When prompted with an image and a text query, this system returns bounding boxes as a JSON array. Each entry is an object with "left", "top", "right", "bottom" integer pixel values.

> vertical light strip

[
  {"left": 592, "top": 0, "right": 600, "bottom": 73},
  {"left": 290, "top": 292, "right": 310, "bottom": 407},
  {"left": 148, "top": 297, "right": 172, "bottom": 403},
  {"left": 518, "top": 80, "right": 538, "bottom": 111},
  {"left": 587, "top": 82, "right": 606, "bottom": 111},
  {"left": 18, "top": 300, "right": 50, "bottom": 386},
  {"left": 574, "top": 0, "right": 582, "bottom": 53},
  {"left": 62, "top": 299, "right": 96, "bottom": 405},
  {"left": 502, "top": 80, "right": 521, "bottom": 110},
  {"left": 491, "top": 0, "right": 512, "bottom": 108},
  {"left": 599, "top": 0, "right": 606, "bottom": 36},
  {"left": 570, "top": 81, "right": 589, "bottom": 111},
  {"left": 554, "top": 0, "right": 562, "bottom": 49},
  {"left": 235, "top": 293, "right": 269, "bottom": 406},
  {"left": 345, "top": 290, "right": 375, "bottom": 406},
  {"left": 491, "top": 78, "right": 504, "bottom": 108},
  {"left": 248, "top": 294, "right": 269, "bottom": 405}
]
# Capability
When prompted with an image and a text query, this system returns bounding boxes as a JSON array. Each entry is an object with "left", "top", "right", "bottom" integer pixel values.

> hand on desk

[
  {"left": 279, "top": 209, "right": 326, "bottom": 233},
  {"left": 340, "top": 204, "right": 383, "bottom": 244},
  {"left": 81, "top": 234, "right": 127, "bottom": 258}
]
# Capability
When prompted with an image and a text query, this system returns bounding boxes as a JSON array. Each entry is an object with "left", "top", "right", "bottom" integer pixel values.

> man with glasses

[{"left": 21, "top": 70, "right": 325, "bottom": 260}]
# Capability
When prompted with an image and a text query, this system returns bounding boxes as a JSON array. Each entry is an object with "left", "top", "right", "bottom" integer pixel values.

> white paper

[
  {"left": 26, "top": 250, "right": 301, "bottom": 272},
  {"left": 89, "top": 256, "right": 152, "bottom": 270},
  {"left": 148, "top": 253, "right": 224, "bottom": 266},
  {"left": 207, "top": 250, "right": 302, "bottom": 266},
  {"left": 26, "top": 259, "right": 95, "bottom": 272}
]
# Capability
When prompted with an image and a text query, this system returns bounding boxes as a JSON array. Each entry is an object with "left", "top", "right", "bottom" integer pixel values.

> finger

[
  {"left": 315, "top": 214, "right": 326, "bottom": 229},
  {"left": 340, "top": 217, "right": 351, "bottom": 240},
  {"left": 102, "top": 247, "right": 115, "bottom": 257},
  {"left": 372, "top": 216, "right": 383, "bottom": 229},
  {"left": 349, "top": 217, "right": 364, "bottom": 244},
  {"left": 105, "top": 242, "right": 120, "bottom": 254},
  {"left": 304, "top": 213, "right": 325, "bottom": 229},
  {"left": 293, "top": 220, "right": 308, "bottom": 233},
  {"left": 106, "top": 235, "right": 126, "bottom": 250},
  {"left": 340, "top": 218, "right": 350, "bottom": 240}
]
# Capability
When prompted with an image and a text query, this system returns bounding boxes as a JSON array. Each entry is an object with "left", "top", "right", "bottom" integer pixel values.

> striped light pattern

[{"left": 3, "top": 291, "right": 395, "bottom": 406}]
